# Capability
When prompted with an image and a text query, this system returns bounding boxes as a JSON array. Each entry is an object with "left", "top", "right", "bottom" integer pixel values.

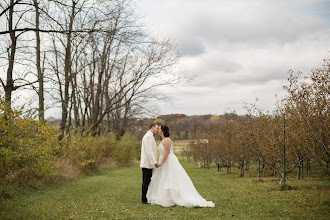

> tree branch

[
  {"left": 0, "top": 0, "right": 23, "bottom": 18},
  {"left": 13, "top": 79, "right": 39, "bottom": 91},
  {"left": 0, "top": 28, "right": 116, "bottom": 35},
  {"left": 0, "top": 77, "right": 5, "bottom": 89}
]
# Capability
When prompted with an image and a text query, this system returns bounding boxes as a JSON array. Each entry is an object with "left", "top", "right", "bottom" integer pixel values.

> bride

[{"left": 147, "top": 125, "right": 215, "bottom": 208}]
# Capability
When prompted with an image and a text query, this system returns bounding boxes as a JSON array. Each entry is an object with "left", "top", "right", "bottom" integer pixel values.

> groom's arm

[{"left": 144, "top": 136, "right": 158, "bottom": 166}]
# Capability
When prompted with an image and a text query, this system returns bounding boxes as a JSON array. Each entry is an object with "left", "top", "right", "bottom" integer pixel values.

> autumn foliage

[
  {"left": 0, "top": 100, "right": 59, "bottom": 187},
  {"left": 189, "top": 59, "right": 330, "bottom": 180},
  {"left": 0, "top": 100, "right": 139, "bottom": 197}
]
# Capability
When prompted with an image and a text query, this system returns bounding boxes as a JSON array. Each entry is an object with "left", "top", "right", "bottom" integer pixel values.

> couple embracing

[{"left": 140, "top": 124, "right": 215, "bottom": 207}]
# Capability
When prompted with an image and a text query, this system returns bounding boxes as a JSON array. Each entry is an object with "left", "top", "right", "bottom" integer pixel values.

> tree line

[
  {"left": 185, "top": 61, "right": 329, "bottom": 182},
  {"left": 0, "top": 0, "right": 184, "bottom": 140}
]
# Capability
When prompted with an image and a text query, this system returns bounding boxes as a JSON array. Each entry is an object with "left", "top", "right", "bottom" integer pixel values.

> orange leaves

[{"left": 281, "top": 58, "right": 330, "bottom": 176}]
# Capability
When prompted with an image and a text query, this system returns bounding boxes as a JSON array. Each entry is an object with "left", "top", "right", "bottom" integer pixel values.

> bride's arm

[{"left": 160, "top": 138, "right": 171, "bottom": 165}]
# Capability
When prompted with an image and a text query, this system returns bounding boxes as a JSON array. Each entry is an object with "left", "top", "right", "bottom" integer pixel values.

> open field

[
  {"left": 172, "top": 139, "right": 191, "bottom": 152},
  {"left": 1, "top": 152, "right": 329, "bottom": 219}
]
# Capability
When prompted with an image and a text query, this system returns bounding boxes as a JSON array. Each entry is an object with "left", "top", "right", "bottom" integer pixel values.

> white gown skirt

[{"left": 146, "top": 153, "right": 215, "bottom": 207}]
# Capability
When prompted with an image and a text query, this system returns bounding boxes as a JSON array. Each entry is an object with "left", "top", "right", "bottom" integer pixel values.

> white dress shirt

[{"left": 140, "top": 130, "right": 158, "bottom": 168}]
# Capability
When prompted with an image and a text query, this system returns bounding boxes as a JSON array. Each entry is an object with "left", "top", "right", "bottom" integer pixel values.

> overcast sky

[{"left": 134, "top": 0, "right": 330, "bottom": 116}]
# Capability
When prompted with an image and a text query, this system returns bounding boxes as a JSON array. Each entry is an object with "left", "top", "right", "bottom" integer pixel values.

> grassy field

[{"left": 1, "top": 152, "right": 329, "bottom": 219}]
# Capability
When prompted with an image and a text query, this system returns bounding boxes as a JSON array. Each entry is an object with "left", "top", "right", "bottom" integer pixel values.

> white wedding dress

[{"left": 147, "top": 139, "right": 215, "bottom": 207}]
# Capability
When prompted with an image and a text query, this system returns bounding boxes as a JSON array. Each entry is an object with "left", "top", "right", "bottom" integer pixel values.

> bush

[
  {"left": 0, "top": 99, "right": 139, "bottom": 197},
  {"left": 58, "top": 133, "right": 139, "bottom": 174},
  {"left": 0, "top": 100, "right": 60, "bottom": 188},
  {"left": 112, "top": 134, "right": 139, "bottom": 166},
  {"left": 60, "top": 134, "right": 116, "bottom": 171}
]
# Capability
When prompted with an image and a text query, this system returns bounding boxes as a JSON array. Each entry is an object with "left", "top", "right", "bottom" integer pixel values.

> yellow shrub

[
  {"left": 112, "top": 134, "right": 139, "bottom": 166},
  {"left": 0, "top": 100, "right": 60, "bottom": 187},
  {"left": 61, "top": 133, "right": 138, "bottom": 171}
]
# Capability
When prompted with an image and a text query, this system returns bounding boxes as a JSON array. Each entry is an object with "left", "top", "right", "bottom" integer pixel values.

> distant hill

[
  {"left": 158, "top": 114, "right": 186, "bottom": 121},
  {"left": 158, "top": 114, "right": 214, "bottom": 121}
]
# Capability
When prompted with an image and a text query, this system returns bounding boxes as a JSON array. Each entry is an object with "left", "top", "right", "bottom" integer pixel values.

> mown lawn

[{"left": 1, "top": 155, "right": 329, "bottom": 219}]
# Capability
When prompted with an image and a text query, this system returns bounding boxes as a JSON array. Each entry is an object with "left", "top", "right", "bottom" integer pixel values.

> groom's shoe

[
  {"left": 142, "top": 198, "right": 149, "bottom": 204},
  {"left": 142, "top": 195, "right": 147, "bottom": 203}
]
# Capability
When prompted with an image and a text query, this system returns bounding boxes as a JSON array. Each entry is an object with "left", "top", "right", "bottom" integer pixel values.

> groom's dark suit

[{"left": 141, "top": 168, "right": 152, "bottom": 203}]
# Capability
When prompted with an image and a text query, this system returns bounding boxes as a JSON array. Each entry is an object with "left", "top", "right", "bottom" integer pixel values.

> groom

[{"left": 140, "top": 124, "right": 161, "bottom": 204}]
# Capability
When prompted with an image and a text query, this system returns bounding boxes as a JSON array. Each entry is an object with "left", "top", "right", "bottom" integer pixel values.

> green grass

[{"left": 1, "top": 155, "right": 329, "bottom": 220}]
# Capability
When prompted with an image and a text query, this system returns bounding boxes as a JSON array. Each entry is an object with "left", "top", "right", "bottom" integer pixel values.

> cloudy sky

[{"left": 135, "top": 0, "right": 330, "bottom": 116}]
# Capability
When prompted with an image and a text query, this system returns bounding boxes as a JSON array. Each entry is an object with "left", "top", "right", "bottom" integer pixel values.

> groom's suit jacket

[{"left": 140, "top": 130, "right": 158, "bottom": 169}]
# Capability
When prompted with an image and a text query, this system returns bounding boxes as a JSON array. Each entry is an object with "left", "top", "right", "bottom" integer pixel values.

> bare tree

[
  {"left": 33, "top": 0, "right": 44, "bottom": 120},
  {"left": 0, "top": 0, "right": 39, "bottom": 112},
  {"left": 0, "top": 0, "right": 185, "bottom": 143}
]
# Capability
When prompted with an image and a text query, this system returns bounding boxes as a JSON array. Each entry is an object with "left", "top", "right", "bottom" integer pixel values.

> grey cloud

[
  {"left": 190, "top": 72, "right": 282, "bottom": 89},
  {"left": 176, "top": 37, "right": 206, "bottom": 57},
  {"left": 135, "top": 0, "right": 330, "bottom": 115},
  {"left": 189, "top": 61, "right": 289, "bottom": 88},
  {"left": 172, "top": 2, "right": 327, "bottom": 49},
  {"left": 158, "top": 79, "right": 285, "bottom": 115},
  {"left": 202, "top": 57, "right": 242, "bottom": 73}
]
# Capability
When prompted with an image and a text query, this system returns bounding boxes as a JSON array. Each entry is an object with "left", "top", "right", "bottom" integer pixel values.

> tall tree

[{"left": 34, "top": 0, "right": 44, "bottom": 121}]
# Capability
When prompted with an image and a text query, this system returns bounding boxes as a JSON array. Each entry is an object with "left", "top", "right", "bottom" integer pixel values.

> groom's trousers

[{"left": 142, "top": 168, "right": 153, "bottom": 203}]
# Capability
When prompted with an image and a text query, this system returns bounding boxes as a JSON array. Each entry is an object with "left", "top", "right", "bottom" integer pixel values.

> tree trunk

[
  {"left": 240, "top": 160, "right": 244, "bottom": 177},
  {"left": 71, "top": 74, "right": 80, "bottom": 128},
  {"left": 301, "top": 160, "right": 304, "bottom": 180},
  {"left": 59, "top": 1, "right": 76, "bottom": 140},
  {"left": 297, "top": 161, "right": 301, "bottom": 180},
  {"left": 34, "top": 0, "right": 44, "bottom": 121},
  {"left": 280, "top": 172, "right": 285, "bottom": 184},
  {"left": 227, "top": 161, "right": 231, "bottom": 174},
  {"left": 219, "top": 157, "right": 221, "bottom": 171},
  {"left": 5, "top": 0, "right": 16, "bottom": 109},
  {"left": 91, "top": 36, "right": 111, "bottom": 135},
  {"left": 307, "top": 159, "right": 311, "bottom": 175}
]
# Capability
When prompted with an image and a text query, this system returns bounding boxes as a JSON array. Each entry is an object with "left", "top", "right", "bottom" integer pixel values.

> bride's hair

[{"left": 161, "top": 125, "right": 170, "bottom": 137}]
